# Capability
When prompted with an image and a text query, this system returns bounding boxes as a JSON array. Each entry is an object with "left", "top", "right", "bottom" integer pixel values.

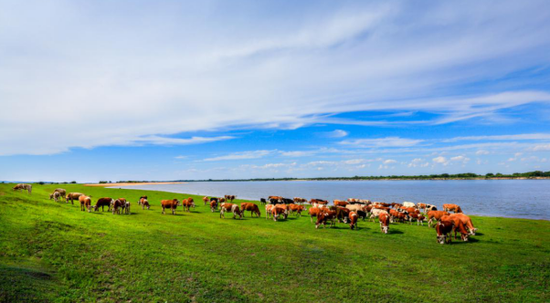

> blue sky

[{"left": 1, "top": 0, "right": 550, "bottom": 182}]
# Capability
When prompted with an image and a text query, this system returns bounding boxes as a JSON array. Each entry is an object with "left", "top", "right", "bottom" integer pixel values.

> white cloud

[
  {"left": 322, "top": 129, "right": 349, "bottom": 138},
  {"left": 279, "top": 151, "right": 316, "bottom": 157},
  {"left": 174, "top": 155, "right": 187, "bottom": 159},
  {"left": 444, "top": 133, "right": 550, "bottom": 142},
  {"left": 340, "top": 137, "right": 423, "bottom": 148},
  {"left": 476, "top": 150, "right": 490, "bottom": 155},
  {"left": 432, "top": 156, "right": 448, "bottom": 165},
  {"left": 1, "top": 1, "right": 550, "bottom": 156},
  {"left": 383, "top": 159, "right": 397, "bottom": 164},
  {"left": 529, "top": 144, "right": 550, "bottom": 151},
  {"left": 203, "top": 150, "right": 272, "bottom": 161}
]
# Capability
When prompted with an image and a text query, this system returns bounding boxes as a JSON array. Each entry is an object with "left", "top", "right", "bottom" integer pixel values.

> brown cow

[
  {"left": 265, "top": 204, "right": 275, "bottom": 219},
  {"left": 79, "top": 195, "right": 92, "bottom": 212},
  {"left": 293, "top": 197, "right": 307, "bottom": 205},
  {"left": 181, "top": 198, "right": 195, "bottom": 212},
  {"left": 203, "top": 196, "right": 209, "bottom": 205},
  {"left": 349, "top": 211, "right": 358, "bottom": 230},
  {"left": 210, "top": 200, "right": 218, "bottom": 212},
  {"left": 241, "top": 203, "right": 261, "bottom": 218},
  {"left": 443, "top": 204, "right": 463, "bottom": 213},
  {"left": 141, "top": 198, "right": 150, "bottom": 210},
  {"left": 379, "top": 213, "right": 390, "bottom": 234},
  {"left": 137, "top": 196, "right": 147, "bottom": 205},
  {"left": 161, "top": 199, "right": 180, "bottom": 215},
  {"left": 111, "top": 199, "right": 125, "bottom": 215},
  {"left": 408, "top": 212, "right": 426, "bottom": 226},
  {"left": 308, "top": 206, "right": 321, "bottom": 223},
  {"left": 49, "top": 191, "right": 61, "bottom": 202},
  {"left": 428, "top": 210, "right": 450, "bottom": 227},
  {"left": 66, "top": 192, "right": 84, "bottom": 205},
  {"left": 94, "top": 197, "right": 113, "bottom": 212},
  {"left": 53, "top": 188, "right": 66, "bottom": 200},
  {"left": 273, "top": 205, "right": 288, "bottom": 221},
  {"left": 220, "top": 203, "right": 242, "bottom": 219},
  {"left": 315, "top": 210, "right": 336, "bottom": 229},
  {"left": 333, "top": 200, "right": 349, "bottom": 207},
  {"left": 13, "top": 183, "right": 32, "bottom": 194},
  {"left": 224, "top": 195, "right": 236, "bottom": 202},
  {"left": 449, "top": 213, "right": 477, "bottom": 235},
  {"left": 288, "top": 204, "right": 305, "bottom": 217},
  {"left": 436, "top": 219, "right": 455, "bottom": 244}
]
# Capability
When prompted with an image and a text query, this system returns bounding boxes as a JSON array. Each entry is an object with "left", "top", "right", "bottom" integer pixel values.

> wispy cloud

[
  {"left": 340, "top": 137, "right": 423, "bottom": 148},
  {"left": 444, "top": 133, "right": 550, "bottom": 142},
  {"left": 203, "top": 150, "right": 272, "bottom": 161},
  {"left": 321, "top": 129, "right": 349, "bottom": 138}
]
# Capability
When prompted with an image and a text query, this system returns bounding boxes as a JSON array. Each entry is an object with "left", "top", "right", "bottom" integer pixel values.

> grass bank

[{"left": 0, "top": 184, "right": 548, "bottom": 302}]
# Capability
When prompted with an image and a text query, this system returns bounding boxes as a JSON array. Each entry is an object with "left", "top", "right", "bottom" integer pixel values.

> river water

[{"left": 117, "top": 180, "right": 550, "bottom": 220}]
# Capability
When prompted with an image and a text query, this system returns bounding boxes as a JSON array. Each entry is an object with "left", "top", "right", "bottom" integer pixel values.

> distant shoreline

[{"left": 84, "top": 182, "right": 186, "bottom": 187}]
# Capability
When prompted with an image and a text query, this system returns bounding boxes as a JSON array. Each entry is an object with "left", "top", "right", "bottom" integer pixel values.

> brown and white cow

[
  {"left": 94, "top": 197, "right": 114, "bottom": 212},
  {"left": 241, "top": 203, "right": 261, "bottom": 218},
  {"left": 443, "top": 204, "right": 463, "bottom": 213},
  {"left": 203, "top": 196, "right": 209, "bottom": 205},
  {"left": 440, "top": 215, "right": 469, "bottom": 242},
  {"left": 161, "top": 199, "right": 180, "bottom": 215},
  {"left": 49, "top": 191, "right": 61, "bottom": 202},
  {"left": 379, "top": 213, "right": 390, "bottom": 234},
  {"left": 436, "top": 219, "right": 455, "bottom": 244},
  {"left": 224, "top": 195, "right": 236, "bottom": 202},
  {"left": 13, "top": 183, "right": 32, "bottom": 194},
  {"left": 349, "top": 211, "right": 358, "bottom": 230},
  {"left": 315, "top": 210, "right": 337, "bottom": 229},
  {"left": 137, "top": 196, "right": 147, "bottom": 206},
  {"left": 181, "top": 198, "right": 195, "bottom": 212},
  {"left": 288, "top": 204, "right": 305, "bottom": 217},
  {"left": 210, "top": 200, "right": 218, "bottom": 212},
  {"left": 272, "top": 205, "right": 289, "bottom": 221},
  {"left": 448, "top": 213, "right": 477, "bottom": 236},
  {"left": 220, "top": 203, "right": 242, "bottom": 219},
  {"left": 141, "top": 198, "right": 150, "bottom": 210},
  {"left": 79, "top": 195, "right": 92, "bottom": 212},
  {"left": 370, "top": 208, "right": 389, "bottom": 222},
  {"left": 66, "top": 192, "right": 84, "bottom": 205},
  {"left": 111, "top": 199, "right": 126, "bottom": 215},
  {"left": 333, "top": 200, "right": 349, "bottom": 207}
]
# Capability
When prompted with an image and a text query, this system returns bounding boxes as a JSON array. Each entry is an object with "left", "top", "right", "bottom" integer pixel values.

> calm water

[{"left": 118, "top": 180, "right": 550, "bottom": 220}]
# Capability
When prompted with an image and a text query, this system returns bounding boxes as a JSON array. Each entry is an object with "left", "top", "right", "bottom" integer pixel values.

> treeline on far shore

[{"left": 3, "top": 170, "right": 549, "bottom": 185}]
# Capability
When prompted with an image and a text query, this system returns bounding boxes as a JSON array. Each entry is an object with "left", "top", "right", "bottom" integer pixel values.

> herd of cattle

[{"left": 13, "top": 184, "right": 478, "bottom": 244}]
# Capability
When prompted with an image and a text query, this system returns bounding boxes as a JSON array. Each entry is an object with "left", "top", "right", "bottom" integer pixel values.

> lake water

[{"left": 117, "top": 180, "right": 550, "bottom": 220}]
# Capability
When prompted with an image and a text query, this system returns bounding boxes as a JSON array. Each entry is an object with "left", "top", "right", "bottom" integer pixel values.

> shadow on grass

[{"left": 388, "top": 229, "right": 404, "bottom": 234}]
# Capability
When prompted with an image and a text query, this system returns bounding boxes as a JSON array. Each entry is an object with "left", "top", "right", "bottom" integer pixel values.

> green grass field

[{"left": 0, "top": 183, "right": 548, "bottom": 302}]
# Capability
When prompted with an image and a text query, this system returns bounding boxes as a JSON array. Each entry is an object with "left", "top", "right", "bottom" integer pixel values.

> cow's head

[
  {"left": 49, "top": 193, "right": 54, "bottom": 200},
  {"left": 381, "top": 226, "right": 388, "bottom": 234},
  {"left": 437, "top": 234, "right": 447, "bottom": 244},
  {"left": 461, "top": 233, "right": 469, "bottom": 242},
  {"left": 469, "top": 228, "right": 477, "bottom": 236}
]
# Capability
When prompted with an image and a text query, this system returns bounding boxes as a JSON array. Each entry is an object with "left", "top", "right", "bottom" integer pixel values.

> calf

[
  {"left": 241, "top": 203, "right": 261, "bottom": 217},
  {"left": 94, "top": 197, "right": 113, "bottom": 212},
  {"left": 379, "top": 213, "right": 390, "bottom": 234},
  {"left": 161, "top": 199, "right": 180, "bottom": 215}
]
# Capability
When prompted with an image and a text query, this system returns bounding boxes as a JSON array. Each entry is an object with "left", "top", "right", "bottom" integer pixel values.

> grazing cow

[
  {"left": 265, "top": 204, "right": 275, "bottom": 219},
  {"left": 260, "top": 198, "right": 267, "bottom": 205},
  {"left": 333, "top": 200, "right": 349, "bottom": 207},
  {"left": 161, "top": 199, "right": 180, "bottom": 215},
  {"left": 391, "top": 202, "right": 403, "bottom": 208},
  {"left": 220, "top": 203, "right": 242, "bottom": 219},
  {"left": 315, "top": 210, "right": 337, "bottom": 229},
  {"left": 441, "top": 215, "right": 469, "bottom": 241},
  {"left": 219, "top": 198, "right": 226, "bottom": 204},
  {"left": 141, "top": 198, "right": 150, "bottom": 210},
  {"left": 49, "top": 191, "right": 61, "bottom": 202},
  {"left": 79, "top": 195, "right": 92, "bottom": 212},
  {"left": 427, "top": 211, "right": 450, "bottom": 227},
  {"left": 403, "top": 201, "right": 416, "bottom": 208},
  {"left": 94, "top": 197, "right": 114, "bottom": 212},
  {"left": 449, "top": 213, "right": 477, "bottom": 235},
  {"left": 123, "top": 200, "right": 131, "bottom": 214},
  {"left": 330, "top": 206, "right": 350, "bottom": 223},
  {"left": 224, "top": 195, "right": 236, "bottom": 202},
  {"left": 370, "top": 208, "right": 389, "bottom": 222},
  {"left": 345, "top": 204, "right": 364, "bottom": 212},
  {"left": 241, "top": 203, "right": 261, "bottom": 218},
  {"left": 181, "top": 198, "right": 195, "bottom": 212},
  {"left": 379, "top": 213, "right": 390, "bottom": 234},
  {"left": 203, "top": 196, "right": 209, "bottom": 205},
  {"left": 288, "top": 204, "right": 305, "bottom": 217},
  {"left": 111, "top": 199, "right": 125, "bottom": 215},
  {"left": 389, "top": 209, "right": 400, "bottom": 223},
  {"left": 310, "top": 199, "right": 328, "bottom": 208},
  {"left": 281, "top": 198, "right": 294, "bottom": 204},
  {"left": 13, "top": 183, "right": 32, "bottom": 194},
  {"left": 436, "top": 219, "right": 455, "bottom": 244},
  {"left": 272, "top": 205, "right": 289, "bottom": 221},
  {"left": 443, "top": 204, "right": 463, "bottom": 213},
  {"left": 53, "top": 188, "right": 66, "bottom": 200},
  {"left": 66, "top": 192, "right": 84, "bottom": 205},
  {"left": 210, "top": 200, "right": 218, "bottom": 212},
  {"left": 137, "top": 196, "right": 147, "bottom": 206},
  {"left": 408, "top": 212, "right": 426, "bottom": 225},
  {"left": 349, "top": 211, "right": 358, "bottom": 230}
]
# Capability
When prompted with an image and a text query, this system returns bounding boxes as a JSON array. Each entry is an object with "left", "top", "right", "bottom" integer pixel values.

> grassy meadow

[{"left": 0, "top": 183, "right": 549, "bottom": 302}]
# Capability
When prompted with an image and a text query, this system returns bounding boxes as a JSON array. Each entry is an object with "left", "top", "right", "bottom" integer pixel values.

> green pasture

[{"left": 0, "top": 183, "right": 548, "bottom": 302}]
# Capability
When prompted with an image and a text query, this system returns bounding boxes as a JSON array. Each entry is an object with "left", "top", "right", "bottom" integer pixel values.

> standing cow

[
  {"left": 161, "top": 199, "right": 180, "bottom": 215},
  {"left": 66, "top": 192, "right": 84, "bottom": 205}
]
